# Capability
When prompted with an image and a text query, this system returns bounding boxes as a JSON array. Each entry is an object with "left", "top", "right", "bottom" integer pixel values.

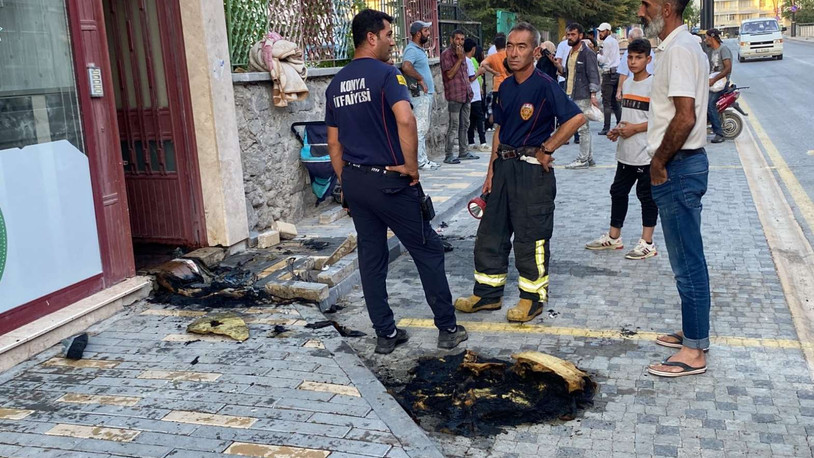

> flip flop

[
  {"left": 655, "top": 333, "right": 710, "bottom": 352},
  {"left": 647, "top": 360, "right": 707, "bottom": 378}
]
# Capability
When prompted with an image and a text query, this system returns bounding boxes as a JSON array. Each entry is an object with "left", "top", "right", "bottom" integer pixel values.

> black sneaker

[
  {"left": 598, "top": 130, "right": 609, "bottom": 136},
  {"left": 438, "top": 325, "right": 468, "bottom": 349},
  {"left": 711, "top": 134, "right": 725, "bottom": 143},
  {"left": 443, "top": 156, "right": 461, "bottom": 164},
  {"left": 374, "top": 328, "right": 409, "bottom": 354}
]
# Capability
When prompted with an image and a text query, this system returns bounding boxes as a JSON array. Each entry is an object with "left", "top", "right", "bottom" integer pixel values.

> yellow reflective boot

[
  {"left": 454, "top": 295, "right": 502, "bottom": 313},
  {"left": 506, "top": 299, "right": 544, "bottom": 322}
]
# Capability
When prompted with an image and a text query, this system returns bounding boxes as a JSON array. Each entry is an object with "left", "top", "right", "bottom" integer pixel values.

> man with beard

[
  {"left": 401, "top": 21, "right": 440, "bottom": 170},
  {"left": 325, "top": 9, "right": 468, "bottom": 354},
  {"left": 561, "top": 23, "right": 601, "bottom": 169},
  {"left": 454, "top": 22, "right": 585, "bottom": 323},
  {"left": 639, "top": 0, "right": 712, "bottom": 377}
]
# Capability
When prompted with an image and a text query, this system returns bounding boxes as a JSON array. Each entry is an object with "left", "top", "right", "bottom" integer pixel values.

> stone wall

[{"left": 233, "top": 61, "right": 449, "bottom": 232}]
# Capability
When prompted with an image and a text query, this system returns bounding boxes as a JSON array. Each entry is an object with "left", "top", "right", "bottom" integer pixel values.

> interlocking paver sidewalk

[
  {"left": 0, "top": 299, "right": 445, "bottom": 457},
  {"left": 0, "top": 137, "right": 493, "bottom": 458},
  {"left": 329, "top": 124, "right": 814, "bottom": 457}
]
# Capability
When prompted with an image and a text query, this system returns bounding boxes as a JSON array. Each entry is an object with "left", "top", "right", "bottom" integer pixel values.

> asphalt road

[{"left": 725, "top": 37, "right": 814, "bottom": 239}]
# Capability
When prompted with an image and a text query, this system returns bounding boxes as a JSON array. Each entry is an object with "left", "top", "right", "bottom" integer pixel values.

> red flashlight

[{"left": 468, "top": 193, "right": 489, "bottom": 219}]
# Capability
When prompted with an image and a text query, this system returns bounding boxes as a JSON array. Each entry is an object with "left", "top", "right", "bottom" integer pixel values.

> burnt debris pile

[
  {"left": 151, "top": 258, "right": 273, "bottom": 308},
  {"left": 394, "top": 350, "right": 596, "bottom": 436}
]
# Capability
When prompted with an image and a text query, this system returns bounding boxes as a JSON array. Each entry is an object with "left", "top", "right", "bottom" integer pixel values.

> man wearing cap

[
  {"left": 705, "top": 28, "right": 731, "bottom": 144},
  {"left": 597, "top": 22, "right": 621, "bottom": 136},
  {"left": 402, "top": 21, "right": 440, "bottom": 170}
]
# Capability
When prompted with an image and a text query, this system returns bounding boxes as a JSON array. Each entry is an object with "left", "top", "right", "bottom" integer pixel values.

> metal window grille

[{"left": 225, "top": 0, "right": 451, "bottom": 68}]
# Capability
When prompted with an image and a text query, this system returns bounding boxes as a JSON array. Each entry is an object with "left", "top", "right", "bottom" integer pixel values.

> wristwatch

[{"left": 540, "top": 145, "right": 554, "bottom": 155}]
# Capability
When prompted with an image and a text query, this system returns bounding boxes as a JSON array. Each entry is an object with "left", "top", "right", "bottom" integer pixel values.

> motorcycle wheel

[{"left": 721, "top": 112, "right": 743, "bottom": 139}]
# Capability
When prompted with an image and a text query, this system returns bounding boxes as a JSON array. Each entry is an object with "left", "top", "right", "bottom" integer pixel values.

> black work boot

[
  {"left": 375, "top": 328, "right": 409, "bottom": 354},
  {"left": 438, "top": 325, "right": 468, "bottom": 349}
]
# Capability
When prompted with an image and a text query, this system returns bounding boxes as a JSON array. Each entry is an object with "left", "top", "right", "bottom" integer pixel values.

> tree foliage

[
  {"left": 782, "top": 0, "right": 814, "bottom": 23},
  {"left": 683, "top": 1, "right": 700, "bottom": 28},
  {"left": 461, "top": 0, "right": 641, "bottom": 43}
]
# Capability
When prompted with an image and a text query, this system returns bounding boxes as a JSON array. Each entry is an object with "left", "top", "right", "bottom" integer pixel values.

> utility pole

[{"left": 700, "top": 0, "right": 715, "bottom": 30}]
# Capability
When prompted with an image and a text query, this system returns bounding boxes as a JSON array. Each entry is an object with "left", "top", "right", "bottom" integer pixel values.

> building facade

[
  {"left": 0, "top": 0, "right": 249, "bottom": 335},
  {"left": 714, "top": 0, "right": 787, "bottom": 31}
]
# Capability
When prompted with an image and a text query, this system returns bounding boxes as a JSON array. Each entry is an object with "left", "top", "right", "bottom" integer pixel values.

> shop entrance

[{"left": 102, "top": 0, "right": 206, "bottom": 252}]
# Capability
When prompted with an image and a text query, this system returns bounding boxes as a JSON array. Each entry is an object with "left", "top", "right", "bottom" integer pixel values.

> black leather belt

[
  {"left": 497, "top": 144, "right": 540, "bottom": 160},
  {"left": 346, "top": 162, "right": 404, "bottom": 177}
]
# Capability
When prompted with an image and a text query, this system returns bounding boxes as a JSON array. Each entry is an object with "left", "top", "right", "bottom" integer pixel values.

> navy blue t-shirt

[
  {"left": 324, "top": 58, "right": 411, "bottom": 166},
  {"left": 494, "top": 69, "right": 581, "bottom": 147}
]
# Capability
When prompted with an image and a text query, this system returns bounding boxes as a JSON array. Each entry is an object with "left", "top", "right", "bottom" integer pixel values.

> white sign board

[{"left": 0, "top": 140, "right": 103, "bottom": 312}]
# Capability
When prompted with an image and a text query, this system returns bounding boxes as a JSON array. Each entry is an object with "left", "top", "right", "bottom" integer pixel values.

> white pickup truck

[{"left": 738, "top": 18, "right": 784, "bottom": 62}]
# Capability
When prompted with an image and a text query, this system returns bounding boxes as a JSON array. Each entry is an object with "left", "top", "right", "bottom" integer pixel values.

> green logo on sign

[{"left": 0, "top": 206, "right": 6, "bottom": 283}]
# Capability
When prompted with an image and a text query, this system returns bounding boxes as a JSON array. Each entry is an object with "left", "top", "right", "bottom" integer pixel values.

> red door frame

[
  {"left": 111, "top": 0, "right": 207, "bottom": 247},
  {"left": 0, "top": 0, "right": 134, "bottom": 335}
]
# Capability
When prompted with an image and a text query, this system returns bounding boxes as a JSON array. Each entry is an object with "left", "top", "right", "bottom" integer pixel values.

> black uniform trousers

[
  {"left": 342, "top": 165, "right": 457, "bottom": 337},
  {"left": 473, "top": 155, "right": 555, "bottom": 303}
]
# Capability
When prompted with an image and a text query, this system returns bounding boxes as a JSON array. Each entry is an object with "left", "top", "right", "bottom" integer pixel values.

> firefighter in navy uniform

[
  {"left": 455, "top": 22, "right": 586, "bottom": 322},
  {"left": 326, "top": 9, "right": 468, "bottom": 354}
]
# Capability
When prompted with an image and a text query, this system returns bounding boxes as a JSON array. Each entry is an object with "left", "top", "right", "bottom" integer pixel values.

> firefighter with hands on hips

[
  {"left": 455, "top": 22, "right": 587, "bottom": 322},
  {"left": 325, "top": 9, "right": 468, "bottom": 355}
]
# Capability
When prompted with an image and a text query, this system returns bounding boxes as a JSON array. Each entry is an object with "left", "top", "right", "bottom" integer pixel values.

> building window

[{"left": 0, "top": 0, "right": 84, "bottom": 153}]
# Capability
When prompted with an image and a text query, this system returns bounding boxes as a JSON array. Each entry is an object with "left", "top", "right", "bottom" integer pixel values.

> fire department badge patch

[{"left": 520, "top": 103, "right": 534, "bottom": 121}]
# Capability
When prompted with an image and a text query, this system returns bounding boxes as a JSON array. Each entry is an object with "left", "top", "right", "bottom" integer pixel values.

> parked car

[{"left": 738, "top": 18, "right": 784, "bottom": 61}]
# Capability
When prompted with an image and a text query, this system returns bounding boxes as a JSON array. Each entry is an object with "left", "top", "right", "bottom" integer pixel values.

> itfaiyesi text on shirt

[{"left": 332, "top": 78, "right": 373, "bottom": 107}]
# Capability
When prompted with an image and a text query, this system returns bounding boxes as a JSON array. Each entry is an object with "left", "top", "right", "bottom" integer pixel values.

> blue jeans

[
  {"left": 650, "top": 150, "right": 710, "bottom": 350},
  {"left": 708, "top": 91, "right": 723, "bottom": 136}
]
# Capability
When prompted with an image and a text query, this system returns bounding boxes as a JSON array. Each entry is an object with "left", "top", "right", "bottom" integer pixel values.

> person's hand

[
  {"left": 616, "top": 90, "right": 623, "bottom": 101},
  {"left": 616, "top": 121, "right": 636, "bottom": 139},
  {"left": 420, "top": 80, "right": 428, "bottom": 93},
  {"left": 650, "top": 159, "right": 668, "bottom": 186},
  {"left": 591, "top": 94, "right": 600, "bottom": 108},
  {"left": 535, "top": 151, "right": 554, "bottom": 172},
  {"left": 708, "top": 78, "right": 715, "bottom": 87},
  {"left": 607, "top": 127, "right": 620, "bottom": 142},
  {"left": 386, "top": 165, "right": 420, "bottom": 185},
  {"left": 456, "top": 45, "right": 464, "bottom": 59},
  {"left": 482, "top": 170, "right": 493, "bottom": 194}
]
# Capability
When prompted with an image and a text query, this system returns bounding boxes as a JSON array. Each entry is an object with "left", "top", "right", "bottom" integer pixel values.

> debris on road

[
  {"left": 305, "top": 320, "right": 366, "bottom": 337},
  {"left": 620, "top": 326, "right": 639, "bottom": 337},
  {"left": 62, "top": 333, "right": 88, "bottom": 360},
  {"left": 392, "top": 350, "right": 596, "bottom": 436},
  {"left": 269, "top": 325, "right": 291, "bottom": 338},
  {"left": 187, "top": 312, "right": 249, "bottom": 342}
]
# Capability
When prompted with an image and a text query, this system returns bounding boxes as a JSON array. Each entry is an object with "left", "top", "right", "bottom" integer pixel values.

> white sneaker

[
  {"left": 419, "top": 161, "right": 440, "bottom": 171},
  {"left": 468, "top": 143, "right": 477, "bottom": 149},
  {"left": 478, "top": 143, "right": 492, "bottom": 152},
  {"left": 585, "top": 233, "right": 624, "bottom": 250},
  {"left": 565, "top": 160, "right": 590, "bottom": 169},
  {"left": 625, "top": 239, "right": 657, "bottom": 259}
]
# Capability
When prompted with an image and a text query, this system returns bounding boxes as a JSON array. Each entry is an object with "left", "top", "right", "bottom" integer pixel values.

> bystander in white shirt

[
  {"left": 554, "top": 39, "right": 570, "bottom": 83},
  {"left": 647, "top": 25, "right": 710, "bottom": 157},
  {"left": 598, "top": 33, "right": 620, "bottom": 71}
]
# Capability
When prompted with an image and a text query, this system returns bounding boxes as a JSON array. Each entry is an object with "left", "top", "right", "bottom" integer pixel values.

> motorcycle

[{"left": 714, "top": 84, "right": 748, "bottom": 139}]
